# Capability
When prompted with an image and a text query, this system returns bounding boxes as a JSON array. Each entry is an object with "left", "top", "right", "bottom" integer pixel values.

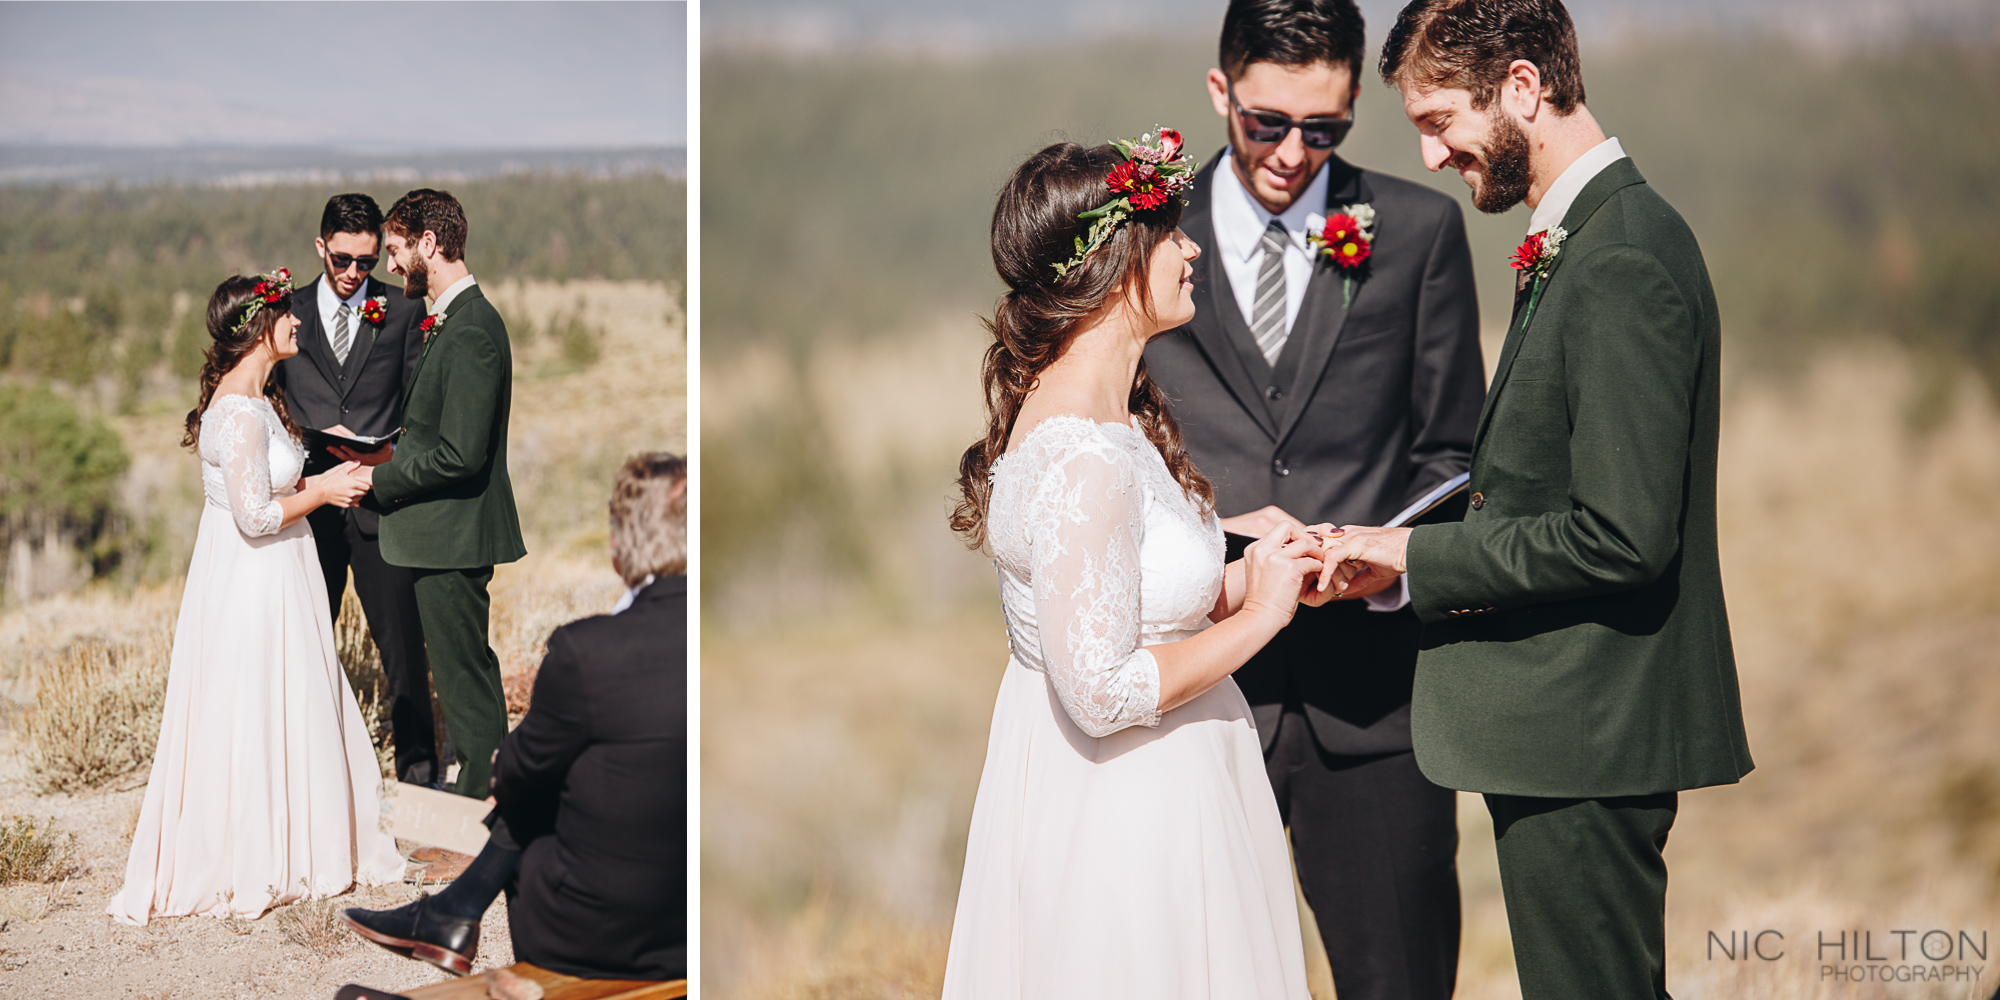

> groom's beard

[
  {"left": 401, "top": 254, "right": 430, "bottom": 300},
  {"left": 1470, "top": 106, "right": 1533, "bottom": 215}
]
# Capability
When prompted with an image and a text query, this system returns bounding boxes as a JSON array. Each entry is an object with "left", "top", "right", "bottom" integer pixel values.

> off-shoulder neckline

[
  {"left": 207, "top": 393, "right": 274, "bottom": 412},
  {"left": 995, "top": 413, "right": 1145, "bottom": 467}
]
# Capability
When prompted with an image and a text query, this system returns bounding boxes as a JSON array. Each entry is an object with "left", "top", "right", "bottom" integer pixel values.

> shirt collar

[
  {"left": 1528, "top": 136, "right": 1625, "bottom": 235},
  {"left": 317, "top": 272, "right": 367, "bottom": 319},
  {"left": 612, "top": 574, "right": 656, "bottom": 615},
  {"left": 430, "top": 274, "right": 478, "bottom": 316},
  {"left": 1213, "top": 153, "right": 1330, "bottom": 263}
]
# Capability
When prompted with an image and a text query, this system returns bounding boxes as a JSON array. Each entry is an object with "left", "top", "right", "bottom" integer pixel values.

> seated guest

[{"left": 343, "top": 453, "right": 688, "bottom": 981}]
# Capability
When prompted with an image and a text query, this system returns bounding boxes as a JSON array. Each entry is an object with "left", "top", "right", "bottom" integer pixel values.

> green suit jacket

[
  {"left": 373, "top": 283, "right": 528, "bottom": 570},
  {"left": 1404, "top": 157, "right": 1753, "bottom": 797}
]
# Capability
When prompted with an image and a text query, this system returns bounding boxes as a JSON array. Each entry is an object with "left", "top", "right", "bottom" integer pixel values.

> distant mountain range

[
  {"left": 705, "top": 0, "right": 1999, "bottom": 51},
  {"left": 0, "top": 146, "right": 686, "bottom": 188}
]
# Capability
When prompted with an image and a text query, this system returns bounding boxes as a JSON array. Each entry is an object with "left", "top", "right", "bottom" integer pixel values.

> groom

[
  {"left": 1142, "top": 1, "right": 1484, "bottom": 997},
  {"left": 350, "top": 188, "right": 526, "bottom": 799},
  {"left": 1324, "top": 2, "right": 1754, "bottom": 997},
  {"left": 274, "top": 192, "right": 438, "bottom": 788}
]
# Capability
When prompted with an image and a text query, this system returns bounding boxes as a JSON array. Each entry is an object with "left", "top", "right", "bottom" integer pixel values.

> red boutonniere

[
  {"left": 1307, "top": 203, "right": 1376, "bottom": 307},
  {"left": 419, "top": 313, "right": 443, "bottom": 338},
  {"left": 359, "top": 296, "right": 387, "bottom": 326},
  {"left": 1509, "top": 226, "right": 1567, "bottom": 278},
  {"left": 1509, "top": 226, "right": 1567, "bottom": 328}
]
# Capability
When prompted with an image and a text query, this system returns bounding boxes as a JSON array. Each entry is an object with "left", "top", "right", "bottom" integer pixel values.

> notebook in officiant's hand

[{"left": 304, "top": 426, "right": 404, "bottom": 452}]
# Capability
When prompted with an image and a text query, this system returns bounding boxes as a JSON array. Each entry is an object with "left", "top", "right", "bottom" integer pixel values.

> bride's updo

[
  {"left": 950, "top": 141, "right": 1214, "bottom": 549},
  {"left": 182, "top": 274, "right": 301, "bottom": 450}
]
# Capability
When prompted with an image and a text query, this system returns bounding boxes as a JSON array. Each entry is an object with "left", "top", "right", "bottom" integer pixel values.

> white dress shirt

[
  {"left": 1211, "top": 154, "right": 1329, "bottom": 344},
  {"left": 611, "top": 573, "right": 656, "bottom": 615},
  {"left": 430, "top": 274, "right": 478, "bottom": 316},
  {"left": 1527, "top": 137, "right": 1625, "bottom": 235},
  {"left": 316, "top": 273, "right": 369, "bottom": 353}
]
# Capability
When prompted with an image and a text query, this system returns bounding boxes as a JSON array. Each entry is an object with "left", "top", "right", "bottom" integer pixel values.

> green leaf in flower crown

[{"left": 1076, "top": 198, "right": 1130, "bottom": 221}]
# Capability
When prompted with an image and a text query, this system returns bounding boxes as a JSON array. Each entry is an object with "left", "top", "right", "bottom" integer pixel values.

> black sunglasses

[
  {"left": 1228, "top": 81, "right": 1354, "bottom": 150},
  {"left": 325, "top": 250, "right": 379, "bottom": 273}
]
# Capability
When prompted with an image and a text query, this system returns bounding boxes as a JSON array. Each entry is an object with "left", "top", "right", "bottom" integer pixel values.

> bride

[
  {"left": 942, "top": 132, "right": 1333, "bottom": 998},
  {"left": 108, "top": 269, "right": 405, "bottom": 925}
]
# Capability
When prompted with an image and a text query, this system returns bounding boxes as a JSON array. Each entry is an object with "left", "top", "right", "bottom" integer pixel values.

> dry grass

[
  {"left": 22, "top": 631, "right": 170, "bottom": 793},
  {"left": 703, "top": 333, "right": 2000, "bottom": 1000},
  {"left": 0, "top": 816, "right": 81, "bottom": 885},
  {"left": 334, "top": 586, "right": 397, "bottom": 779},
  {"left": 274, "top": 898, "right": 350, "bottom": 961}
]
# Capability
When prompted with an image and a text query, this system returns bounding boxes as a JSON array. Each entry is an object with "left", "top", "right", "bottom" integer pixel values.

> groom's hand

[{"left": 1313, "top": 525, "right": 1412, "bottom": 598}]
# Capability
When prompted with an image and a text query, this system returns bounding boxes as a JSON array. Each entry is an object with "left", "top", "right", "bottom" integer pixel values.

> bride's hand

[
  {"left": 1238, "top": 521, "right": 1326, "bottom": 627},
  {"left": 307, "top": 461, "right": 369, "bottom": 508}
]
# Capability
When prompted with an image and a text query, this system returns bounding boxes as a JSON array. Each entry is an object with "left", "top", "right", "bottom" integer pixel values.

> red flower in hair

[
  {"left": 1158, "top": 128, "right": 1183, "bottom": 159},
  {"left": 1107, "top": 160, "right": 1171, "bottom": 211}
]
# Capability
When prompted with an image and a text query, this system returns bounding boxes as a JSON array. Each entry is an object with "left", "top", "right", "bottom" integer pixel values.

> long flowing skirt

[
  {"left": 107, "top": 505, "right": 405, "bottom": 925},
  {"left": 942, "top": 657, "right": 1311, "bottom": 999}
]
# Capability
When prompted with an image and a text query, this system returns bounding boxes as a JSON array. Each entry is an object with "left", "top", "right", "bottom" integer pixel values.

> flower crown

[
  {"left": 1052, "top": 127, "right": 1198, "bottom": 278},
  {"left": 232, "top": 267, "right": 294, "bottom": 336}
]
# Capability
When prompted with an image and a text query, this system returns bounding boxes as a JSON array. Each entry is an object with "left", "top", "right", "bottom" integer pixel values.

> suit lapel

[
  {"left": 296, "top": 277, "right": 345, "bottom": 391},
  {"left": 1274, "top": 157, "right": 1365, "bottom": 447},
  {"left": 1181, "top": 156, "right": 1279, "bottom": 439},
  {"left": 1472, "top": 157, "right": 1647, "bottom": 446}
]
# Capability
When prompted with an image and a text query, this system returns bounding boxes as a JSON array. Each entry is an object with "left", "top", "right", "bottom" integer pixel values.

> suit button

[
  {"left": 1273, "top": 459, "right": 1290, "bottom": 477},
  {"left": 1470, "top": 492, "right": 1486, "bottom": 510},
  {"left": 1265, "top": 386, "right": 1283, "bottom": 401}
]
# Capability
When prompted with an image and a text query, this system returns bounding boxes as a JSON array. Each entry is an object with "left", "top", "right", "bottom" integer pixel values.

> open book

[
  {"left": 1383, "top": 472, "right": 1471, "bottom": 528},
  {"left": 303, "top": 426, "right": 403, "bottom": 453}
]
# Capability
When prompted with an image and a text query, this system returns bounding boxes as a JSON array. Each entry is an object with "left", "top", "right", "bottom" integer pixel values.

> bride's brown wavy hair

[
  {"left": 951, "top": 141, "right": 1214, "bottom": 549},
  {"left": 182, "top": 275, "right": 302, "bottom": 450}
]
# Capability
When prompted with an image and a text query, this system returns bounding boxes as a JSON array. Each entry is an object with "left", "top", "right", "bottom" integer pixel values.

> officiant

[
  {"left": 1142, "top": 1, "right": 1486, "bottom": 997},
  {"left": 274, "top": 192, "right": 439, "bottom": 788}
]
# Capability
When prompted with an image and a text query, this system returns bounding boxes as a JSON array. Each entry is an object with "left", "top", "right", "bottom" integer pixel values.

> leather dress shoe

[{"left": 340, "top": 895, "right": 480, "bottom": 975}]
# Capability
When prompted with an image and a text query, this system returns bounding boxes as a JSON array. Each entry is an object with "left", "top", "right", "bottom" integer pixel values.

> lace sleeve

[
  {"left": 1027, "top": 434, "right": 1162, "bottom": 738},
  {"left": 216, "top": 401, "right": 285, "bottom": 538}
]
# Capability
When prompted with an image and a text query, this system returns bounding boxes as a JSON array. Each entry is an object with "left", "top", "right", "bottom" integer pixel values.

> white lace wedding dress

[
  {"left": 942, "top": 415, "right": 1310, "bottom": 999},
  {"left": 107, "top": 394, "right": 404, "bottom": 925}
]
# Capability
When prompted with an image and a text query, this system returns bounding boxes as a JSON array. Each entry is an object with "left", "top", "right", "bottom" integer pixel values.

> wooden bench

[{"left": 338, "top": 964, "right": 687, "bottom": 1000}]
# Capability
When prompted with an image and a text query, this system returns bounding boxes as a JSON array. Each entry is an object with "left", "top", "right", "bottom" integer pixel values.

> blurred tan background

[{"left": 702, "top": 3, "right": 2000, "bottom": 997}]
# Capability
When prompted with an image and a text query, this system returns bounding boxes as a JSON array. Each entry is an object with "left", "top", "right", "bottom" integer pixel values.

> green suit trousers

[
  {"left": 412, "top": 566, "right": 507, "bottom": 798},
  {"left": 1486, "top": 792, "right": 1678, "bottom": 1000}
]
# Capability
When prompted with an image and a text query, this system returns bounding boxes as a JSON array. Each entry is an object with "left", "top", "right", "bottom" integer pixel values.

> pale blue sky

[{"left": 0, "top": 1, "right": 687, "bottom": 148}]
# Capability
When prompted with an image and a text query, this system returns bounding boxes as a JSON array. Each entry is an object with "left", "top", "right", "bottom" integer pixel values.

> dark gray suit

[
  {"left": 1144, "top": 152, "right": 1484, "bottom": 1000},
  {"left": 275, "top": 271, "right": 436, "bottom": 784}
]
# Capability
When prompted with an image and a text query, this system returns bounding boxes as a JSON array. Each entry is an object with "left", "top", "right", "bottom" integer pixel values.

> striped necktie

[
  {"left": 1251, "top": 219, "right": 1290, "bottom": 367},
  {"left": 331, "top": 303, "right": 353, "bottom": 365}
]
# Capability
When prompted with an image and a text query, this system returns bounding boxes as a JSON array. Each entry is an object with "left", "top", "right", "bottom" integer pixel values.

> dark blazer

[
  {"left": 274, "top": 273, "right": 426, "bottom": 530},
  {"left": 493, "top": 575, "right": 687, "bottom": 982},
  {"left": 372, "top": 283, "right": 527, "bottom": 569},
  {"left": 1145, "top": 152, "right": 1485, "bottom": 753},
  {"left": 1405, "top": 158, "right": 1754, "bottom": 797}
]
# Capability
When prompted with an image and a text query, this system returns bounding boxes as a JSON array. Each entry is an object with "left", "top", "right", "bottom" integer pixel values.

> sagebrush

[
  {"left": 0, "top": 816, "right": 82, "bottom": 885},
  {"left": 24, "top": 632, "right": 168, "bottom": 793}
]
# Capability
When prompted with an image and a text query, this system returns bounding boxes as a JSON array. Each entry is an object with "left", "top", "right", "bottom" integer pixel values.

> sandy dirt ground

[{"left": 0, "top": 723, "right": 518, "bottom": 999}]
